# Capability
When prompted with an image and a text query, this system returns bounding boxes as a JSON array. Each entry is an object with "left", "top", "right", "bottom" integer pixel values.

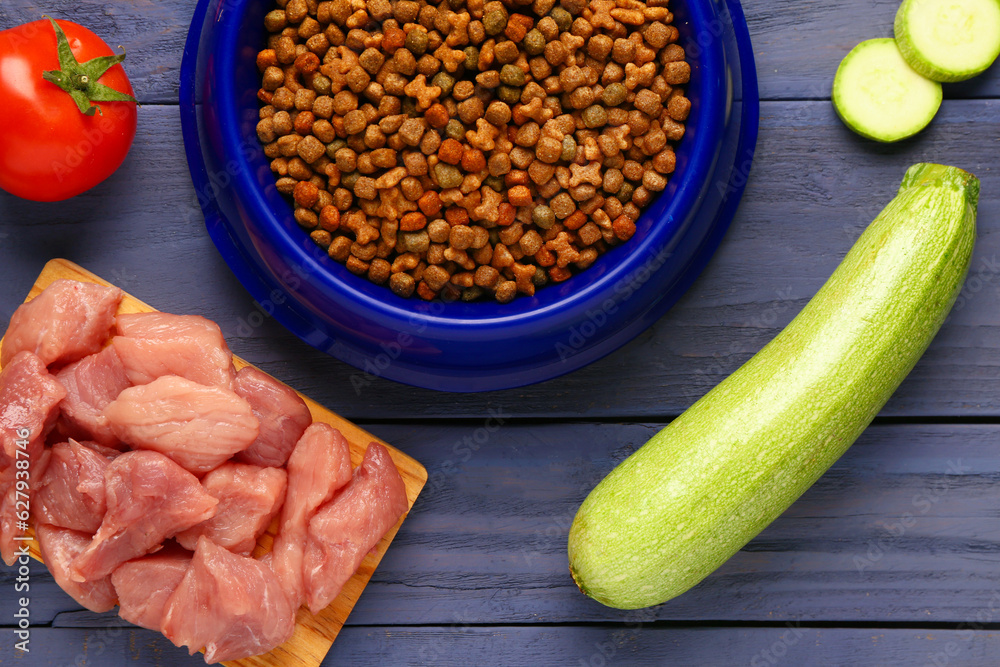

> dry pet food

[{"left": 257, "top": 0, "right": 690, "bottom": 302}]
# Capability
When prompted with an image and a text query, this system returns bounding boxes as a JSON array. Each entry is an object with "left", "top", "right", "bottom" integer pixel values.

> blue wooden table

[{"left": 2, "top": 1, "right": 1000, "bottom": 664}]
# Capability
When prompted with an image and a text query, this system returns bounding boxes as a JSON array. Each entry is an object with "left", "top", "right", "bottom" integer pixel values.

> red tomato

[{"left": 0, "top": 19, "right": 138, "bottom": 202}]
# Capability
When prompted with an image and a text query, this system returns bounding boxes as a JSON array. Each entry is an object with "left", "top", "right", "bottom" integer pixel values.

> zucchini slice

[
  {"left": 896, "top": 0, "right": 1000, "bottom": 82},
  {"left": 832, "top": 39, "right": 942, "bottom": 143}
]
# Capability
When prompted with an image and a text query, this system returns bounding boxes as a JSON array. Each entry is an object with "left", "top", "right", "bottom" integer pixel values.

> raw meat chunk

[
  {"left": 268, "top": 423, "right": 352, "bottom": 608},
  {"left": 0, "top": 351, "right": 66, "bottom": 461},
  {"left": 113, "top": 312, "right": 236, "bottom": 389},
  {"left": 0, "top": 352, "right": 63, "bottom": 565},
  {"left": 56, "top": 346, "right": 131, "bottom": 446},
  {"left": 33, "top": 439, "right": 117, "bottom": 534},
  {"left": 37, "top": 523, "right": 117, "bottom": 613},
  {"left": 233, "top": 367, "right": 312, "bottom": 468},
  {"left": 71, "top": 451, "right": 218, "bottom": 582},
  {"left": 303, "top": 442, "right": 408, "bottom": 614},
  {"left": 0, "top": 448, "right": 50, "bottom": 566},
  {"left": 1, "top": 279, "right": 123, "bottom": 367},
  {"left": 175, "top": 463, "right": 287, "bottom": 556},
  {"left": 102, "top": 376, "right": 259, "bottom": 474},
  {"left": 161, "top": 536, "right": 296, "bottom": 664},
  {"left": 112, "top": 544, "right": 193, "bottom": 631}
]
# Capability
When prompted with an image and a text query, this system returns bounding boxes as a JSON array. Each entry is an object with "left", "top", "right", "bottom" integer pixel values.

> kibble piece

[
  {"left": 293, "top": 180, "right": 320, "bottom": 208},
  {"left": 581, "top": 105, "right": 608, "bottom": 129},
  {"left": 434, "top": 163, "right": 464, "bottom": 189},
  {"left": 508, "top": 185, "right": 532, "bottom": 207},
  {"left": 523, "top": 29, "right": 546, "bottom": 56},
  {"left": 612, "top": 38, "right": 637, "bottom": 64},
  {"left": 535, "top": 136, "right": 562, "bottom": 163},
  {"left": 354, "top": 176, "right": 377, "bottom": 200},
  {"left": 405, "top": 29, "right": 429, "bottom": 57},
  {"left": 401, "top": 212, "right": 428, "bottom": 231},
  {"left": 474, "top": 265, "right": 501, "bottom": 289},
  {"left": 297, "top": 135, "right": 326, "bottom": 163},
  {"left": 560, "top": 135, "right": 577, "bottom": 162},
  {"left": 494, "top": 280, "right": 517, "bottom": 303},
  {"left": 295, "top": 207, "right": 318, "bottom": 229},
  {"left": 421, "top": 265, "right": 450, "bottom": 291},
  {"left": 358, "top": 48, "right": 385, "bottom": 74},
  {"left": 488, "top": 153, "right": 512, "bottom": 177},
  {"left": 602, "top": 82, "right": 627, "bottom": 107},
  {"left": 662, "top": 44, "right": 686, "bottom": 64},
  {"left": 389, "top": 272, "right": 416, "bottom": 298},
  {"left": 427, "top": 218, "right": 451, "bottom": 243},
  {"left": 367, "top": 258, "right": 391, "bottom": 284},
  {"left": 346, "top": 65, "right": 371, "bottom": 93},
  {"left": 449, "top": 225, "right": 475, "bottom": 250},
  {"left": 612, "top": 214, "right": 637, "bottom": 241},
  {"left": 444, "top": 119, "right": 466, "bottom": 141},
  {"left": 499, "top": 64, "right": 526, "bottom": 87},
  {"left": 643, "top": 171, "right": 667, "bottom": 192},
  {"left": 483, "top": 8, "right": 508, "bottom": 36},
  {"left": 399, "top": 118, "right": 427, "bottom": 146},
  {"left": 532, "top": 205, "right": 555, "bottom": 229},
  {"left": 652, "top": 149, "right": 676, "bottom": 175},
  {"left": 663, "top": 61, "right": 691, "bottom": 85},
  {"left": 667, "top": 95, "right": 691, "bottom": 122},
  {"left": 457, "top": 97, "right": 485, "bottom": 124},
  {"left": 343, "top": 109, "right": 367, "bottom": 135},
  {"left": 438, "top": 138, "right": 464, "bottom": 165},
  {"left": 634, "top": 89, "right": 663, "bottom": 117},
  {"left": 257, "top": 118, "right": 277, "bottom": 143}
]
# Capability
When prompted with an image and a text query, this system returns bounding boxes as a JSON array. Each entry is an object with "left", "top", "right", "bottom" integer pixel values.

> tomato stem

[{"left": 39, "top": 16, "right": 137, "bottom": 116}]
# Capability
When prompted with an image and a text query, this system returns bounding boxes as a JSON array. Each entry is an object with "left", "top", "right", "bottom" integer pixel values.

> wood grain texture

[
  {"left": 1, "top": 0, "right": 999, "bottom": 664},
  {"left": 5, "top": 423, "right": 1000, "bottom": 633},
  {"left": 0, "top": 260, "right": 427, "bottom": 667},
  {"left": 5, "top": 625, "right": 1000, "bottom": 666}
]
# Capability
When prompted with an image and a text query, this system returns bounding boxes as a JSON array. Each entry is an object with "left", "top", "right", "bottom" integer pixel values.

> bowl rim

[{"left": 181, "top": 0, "right": 760, "bottom": 390}]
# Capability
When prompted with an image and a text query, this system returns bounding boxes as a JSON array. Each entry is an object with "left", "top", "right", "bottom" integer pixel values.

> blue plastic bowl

[{"left": 180, "top": 0, "right": 759, "bottom": 392}]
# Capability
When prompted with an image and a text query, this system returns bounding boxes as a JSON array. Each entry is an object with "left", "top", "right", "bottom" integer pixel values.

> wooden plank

[
  {"left": 0, "top": 0, "right": 196, "bottom": 105},
  {"left": 4, "top": 625, "right": 1000, "bottom": 666},
  {"left": 742, "top": 1, "right": 1000, "bottom": 101},
  {"left": 7, "top": 423, "right": 1000, "bottom": 627},
  {"left": 2, "top": 103, "right": 996, "bottom": 419},
  {"left": 2, "top": 0, "right": 999, "bottom": 103},
  {"left": 343, "top": 423, "right": 1000, "bottom": 625},
  {"left": 0, "top": 260, "right": 428, "bottom": 667}
]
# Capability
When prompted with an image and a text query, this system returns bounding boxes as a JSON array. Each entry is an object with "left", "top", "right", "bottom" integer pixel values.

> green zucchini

[
  {"left": 567, "top": 164, "right": 979, "bottom": 610},
  {"left": 832, "top": 39, "right": 942, "bottom": 143},
  {"left": 895, "top": 0, "right": 1000, "bottom": 83}
]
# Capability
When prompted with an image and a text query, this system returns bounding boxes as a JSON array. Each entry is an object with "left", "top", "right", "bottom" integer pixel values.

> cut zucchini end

[
  {"left": 833, "top": 39, "right": 942, "bottom": 143},
  {"left": 899, "top": 163, "right": 981, "bottom": 209},
  {"left": 895, "top": 0, "right": 1000, "bottom": 82}
]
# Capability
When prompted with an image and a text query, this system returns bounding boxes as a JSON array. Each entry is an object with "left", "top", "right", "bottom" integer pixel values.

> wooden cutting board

[{"left": 1, "top": 258, "right": 428, "bottom": 667}]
